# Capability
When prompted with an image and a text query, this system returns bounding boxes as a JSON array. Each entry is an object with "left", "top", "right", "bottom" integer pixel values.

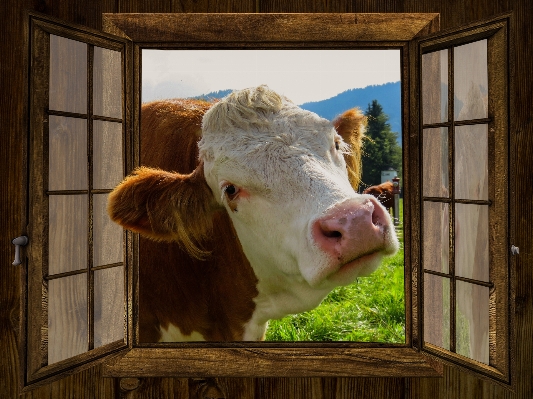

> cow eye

[
  {"left": 225, "top": 185, "right": 236, "bottom": 195},
  {"left": 335, "top": 140, "right": 340, "bottom": 151},
  {"left": 224, "top": 184, "right": 239, "bottom": 200}
]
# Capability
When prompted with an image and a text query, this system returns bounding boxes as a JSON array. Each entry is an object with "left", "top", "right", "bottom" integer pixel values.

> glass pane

[
  {"left": 423, "top": 127, "right": 449, "bottom": 197},
  {"left": 49, "top": 195, "right": 88, "bottom": 275},
  {"left": 49, "top": 35, "right": 87, "bottom": 114},
  {"left": 94, "top": 267, "right": 124, "bottom": 348},
  {"left": 93, "top": 47, "right": 122, "bottom": 119},
  {"left": 455, "top": 124, "right": 488, "bottom": 201},
  {"left": 455, "top": 204, "right": 489, "bottom": 282},
  {"left": 93, "top": 120, "right": 123, "bottom": 190},
  {"left": 48, "top": 274, "right": 88, "bottom": 364},
  {"left": 48, "top": 115, "right": 88, "bottom": 191},
  {"left": 93, "top": 194, "right": 123, "bottom": 266},
  {"left": 456, "top": 281, "right": 489, "bottom": 364},
  {"left": 454, "top": 40, "right": 488, "bottom": 121},
  {"left": 424, "top": 273, "right": 450, "bottom": 350},
  {"left": 422, "top": 49, "right": 448, "bottom": 124},
  {"left": 423, "top": 201, "right": 449, "bottom": 274}
]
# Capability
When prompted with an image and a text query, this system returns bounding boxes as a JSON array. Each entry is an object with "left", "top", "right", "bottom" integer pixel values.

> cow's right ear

[
  {"left": 333, "top": 108, "right": 366, "bottom": 190},
  {"left": 107, "top": 163, "right": 217, "bottom": 260}
]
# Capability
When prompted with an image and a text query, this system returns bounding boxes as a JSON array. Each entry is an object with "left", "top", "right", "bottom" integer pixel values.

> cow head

[{"left": 108, "top": 85, "right": 398, "bottom": 321}]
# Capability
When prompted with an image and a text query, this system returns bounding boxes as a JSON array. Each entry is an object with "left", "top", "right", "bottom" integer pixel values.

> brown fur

[
  {"left": 333, "top": 108, "right": 366, "bottom": 189},
  {"left": 108, "top": 98, "right": 366, "bottom": 342},
  {"left": 363, "top": 181, "right": 395, "bottom": 210},
  {"left": 107, "top": 164, "right": 216, "bottom": 259}
]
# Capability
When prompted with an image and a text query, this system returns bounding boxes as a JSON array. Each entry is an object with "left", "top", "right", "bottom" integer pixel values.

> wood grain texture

[
  {"left": 407, "top": 364, "right": 512, "bottom": 399},
  {"left": 102, "top": 13, "right": 439, "bottom": 43},
  {"left": 103, "top": 347, "right": 442, "bottom": 378},
  {"left": 30, "top": 0, "right": 118, "bottom": 30},
  {"left": 0, "top": 0, "right": 33, "bottom": 396},
  {"left": 259, "top": 0, "right": 403, "bottom": 13},
  {"left": 509, "top": 0, "right": 533, "bottom": 394},
  {"left": 2, "top": 0, "right": 532, "bottom": 399}
]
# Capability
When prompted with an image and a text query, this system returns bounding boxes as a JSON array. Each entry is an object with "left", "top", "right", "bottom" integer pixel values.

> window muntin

[{"left": 45, "top": 34, "right": 126, "bottom": 365}]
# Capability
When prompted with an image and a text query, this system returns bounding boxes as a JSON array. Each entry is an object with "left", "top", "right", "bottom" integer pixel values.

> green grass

[{"left": 265, "top": 200, "right": 405, "bottom": 343}]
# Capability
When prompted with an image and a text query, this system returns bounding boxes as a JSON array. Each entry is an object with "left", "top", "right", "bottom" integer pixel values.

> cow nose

[{"left": 312, "top": 196, "right": 391, "bottom": 260}]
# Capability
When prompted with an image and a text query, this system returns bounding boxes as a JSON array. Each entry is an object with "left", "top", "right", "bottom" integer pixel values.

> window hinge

[
  {"left": 12, "top": 236, "right": 28, "bottom": 265},
  {"left": 511, "top": 245, "right": 519, "bottom": 255}
]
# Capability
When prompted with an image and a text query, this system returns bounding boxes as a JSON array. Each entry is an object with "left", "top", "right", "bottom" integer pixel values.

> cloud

[{"left": 142, "top": 49, "right": 401, "bottom": 104}]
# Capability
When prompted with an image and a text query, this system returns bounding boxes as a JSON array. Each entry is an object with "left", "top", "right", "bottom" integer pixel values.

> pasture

[{"left": 266, "top": 200, "right": 405, "bottom": 343}]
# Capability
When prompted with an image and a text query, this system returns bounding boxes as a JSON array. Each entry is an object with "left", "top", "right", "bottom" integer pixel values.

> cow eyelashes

[{"left": 334, "top": 136, "right": 350, "bottom": 154}]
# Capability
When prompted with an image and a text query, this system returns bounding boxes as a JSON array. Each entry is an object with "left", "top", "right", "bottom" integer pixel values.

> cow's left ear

[
  {"left": 107, "top": 162, "right": 217, "bottom": 260},
  {"left": 333, "top": 108, "right": 366, "bottom": 190}
]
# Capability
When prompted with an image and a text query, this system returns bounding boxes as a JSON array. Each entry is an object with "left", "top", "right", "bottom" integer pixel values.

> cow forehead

[{"left": 199, "top": 85, "right": 335, "bottom": 162}]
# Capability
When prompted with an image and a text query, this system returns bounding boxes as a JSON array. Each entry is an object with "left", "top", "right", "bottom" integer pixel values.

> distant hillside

[
  {"left": 191, "top": 82, "right": 402, "bottom": 142},
  {"left": 192, "top": 89, "right": 233, "bottom": 101},
  {"left": 299, "top": 82, "right": 402, "bottom": 141}
]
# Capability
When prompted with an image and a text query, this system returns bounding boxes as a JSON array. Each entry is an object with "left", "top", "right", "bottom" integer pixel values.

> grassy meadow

[{"left": 265, "top": 201, "right": 405, "bottom": 343}]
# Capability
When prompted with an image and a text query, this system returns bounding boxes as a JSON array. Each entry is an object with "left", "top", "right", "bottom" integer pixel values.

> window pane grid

[
  {"left": 422, "top": 41, "right": 492, "bottom": 364},
  {"left": 46, "top": 38, "right": 125, "bottom": 365}
]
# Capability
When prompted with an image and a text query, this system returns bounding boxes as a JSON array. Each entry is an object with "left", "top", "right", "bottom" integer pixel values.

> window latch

[
  {"left": 511, "top": 245, "right": 519, "bottom": 256},
  {"left": 12, "top": 236, "right": 29, "bottom": 265}
]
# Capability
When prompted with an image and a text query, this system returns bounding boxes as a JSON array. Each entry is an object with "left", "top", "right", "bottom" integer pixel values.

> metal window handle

[{"left": 12, "top": 236, "right": 29, "bottom": 266}]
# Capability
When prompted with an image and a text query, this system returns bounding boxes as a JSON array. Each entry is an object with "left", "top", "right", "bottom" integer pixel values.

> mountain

[
  {"left": 298, "top": 82, "right": 402, "bottom": 142},
  {"left": 192, "top": 89, "right": 233, "bottom": 101},
  {"left": 191, "top": 82, "right": 402, "bottom": 143}
]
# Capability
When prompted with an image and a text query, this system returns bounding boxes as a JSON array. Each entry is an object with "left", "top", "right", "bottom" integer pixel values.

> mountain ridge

[{"left": 192, "top": 82, "right": 402, "bottom": 142}]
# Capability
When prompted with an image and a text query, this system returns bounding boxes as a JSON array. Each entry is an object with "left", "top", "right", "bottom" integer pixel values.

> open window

[
  {"left": 415, "top": 17, "right": 512, "bottom": 384},
  {"left": 25, "top": 13, "right": 132, "bottom": 388},
  {"left": 24, "top": 11, "right": 512, "bottom": 389}
]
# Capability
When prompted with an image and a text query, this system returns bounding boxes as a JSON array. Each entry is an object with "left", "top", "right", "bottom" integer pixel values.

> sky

[{"left": 142, "top": 49, "right": 401, "bottom": 105}]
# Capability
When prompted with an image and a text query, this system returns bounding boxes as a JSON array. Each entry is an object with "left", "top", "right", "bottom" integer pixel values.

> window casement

[
  {"left": 23, "top": 11, "right": 512, "bottom": 390},
  {"left": 25, "top": 14, "right": 132, "bottom": 387},
  {"left": 416, "top": 18, "right": 511, "bottom": 384}
]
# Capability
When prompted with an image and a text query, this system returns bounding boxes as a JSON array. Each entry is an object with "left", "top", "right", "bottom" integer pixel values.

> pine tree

[{"left": 361, "top": 100, "right": 402, "bottom": 188}]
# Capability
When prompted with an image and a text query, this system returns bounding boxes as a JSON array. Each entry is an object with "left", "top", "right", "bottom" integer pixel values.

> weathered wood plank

[
  {"left": 508, "top": 4, "right": 533, "bottom": 399},
  {"left": 1, "top": 0, "right": 34, "bottom": 396},
  {"left": 103, "top": 347, "right": 442, "bottom": 378},
  {"left": 117, "top": 0, "right": 172, "bottom": 13},
  {"left": 407, "top": 365, "right": 512, "bottom": 399},
  {"left": 259, "top": 0, "right": 403, "bottom": 13},
  {"left": 171, "top": 0, "right": 256, "bottom": 12},
  {"left": 102, "top": 13, "right": 439, "bottom": 43},
  {"left": 31, "top": 0, "right": 118, "bottom": 30}
]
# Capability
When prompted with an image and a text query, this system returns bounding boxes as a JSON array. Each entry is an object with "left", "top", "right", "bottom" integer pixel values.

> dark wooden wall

[{"left": 2, "top": 0, "right": 532, "bottom": 398}]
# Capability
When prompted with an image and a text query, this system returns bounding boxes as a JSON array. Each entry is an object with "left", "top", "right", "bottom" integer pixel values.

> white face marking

[
  {"left": 199, "top": 86, "right": 398, "bottom": 325},
  {"left": 158, "top": 323, "right": 206, "bottom": 342}
]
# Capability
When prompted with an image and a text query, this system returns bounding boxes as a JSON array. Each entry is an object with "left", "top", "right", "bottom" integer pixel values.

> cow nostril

[
  {"left": 323, "top": 229, "right": 342, "bottom": 239},
  {"left": 370, "top": 199, "right": 387, "bottom": 227},
  {"left": 372, "top": 211, "right": 381, "bottom": 226}
]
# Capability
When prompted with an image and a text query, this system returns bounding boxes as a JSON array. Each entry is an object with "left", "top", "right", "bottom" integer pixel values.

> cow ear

[
  {"left": 333, "top": 108, "right": 367, "bottom": 190},
  {"left": 107, "top": 163, "right": 216, "bottom": 260}
]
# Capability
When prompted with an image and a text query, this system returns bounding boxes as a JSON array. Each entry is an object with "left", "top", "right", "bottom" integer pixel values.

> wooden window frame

[
  {"left": 23, "top": 11, "right": 513, "bottom": 389},
  {"left": 101, "top": 12, "right": 444, "bottom": 379},
  {"left": 415, "top": 17, "right": 512, "bottom": 385},
  {"left": 24, "top": 12, "right": 133, "bottom": 390}
]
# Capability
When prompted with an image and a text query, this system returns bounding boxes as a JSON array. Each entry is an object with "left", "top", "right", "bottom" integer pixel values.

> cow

[
  {"left": 363, "top": 181, "right": 395, "bottom": 212},
  {"left": 108, "top": 85, "right": 399, "bottom": 342}
]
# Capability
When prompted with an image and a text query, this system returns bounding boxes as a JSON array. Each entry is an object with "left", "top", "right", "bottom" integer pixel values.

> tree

[{"left": 361, "top": 99, "right": 402, "bottom": 188}]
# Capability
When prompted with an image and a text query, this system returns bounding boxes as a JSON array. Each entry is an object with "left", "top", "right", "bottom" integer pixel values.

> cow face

[{"left": 198, "top": 86, "right": 399, "bottom": 314}]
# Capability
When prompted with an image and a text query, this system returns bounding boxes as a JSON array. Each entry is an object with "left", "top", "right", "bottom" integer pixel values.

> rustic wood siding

[{"left": 1, "top": 0, "right": 531, "bottom": 398}]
